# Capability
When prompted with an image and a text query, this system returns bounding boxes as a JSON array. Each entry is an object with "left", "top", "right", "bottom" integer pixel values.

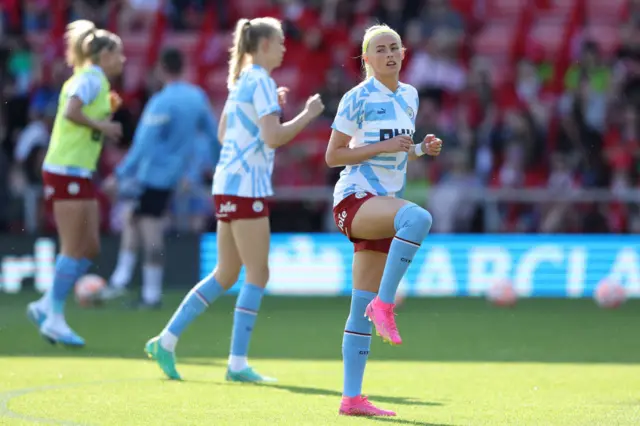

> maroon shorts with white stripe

[{"left": 332, "top": 192, "right": 393, "bottom": 254}]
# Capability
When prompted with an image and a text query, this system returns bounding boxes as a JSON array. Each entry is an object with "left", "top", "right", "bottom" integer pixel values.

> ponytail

[
  {"left": 227, "top": 17, "right": 283, "bottom": 90},
  {"left": 65, "top": 19, "right": 122, "bottom": 69},
  {"left": 227, "top": 19, "right": 251, "bottom": 90},
  {"left": 65, "top": 20, "right": 97, "bottom": 68}
]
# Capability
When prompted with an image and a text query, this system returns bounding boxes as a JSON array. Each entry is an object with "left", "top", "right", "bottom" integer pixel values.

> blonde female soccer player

[
  {"left": 325, "top": 24, "right": 443, "bottom": 416},
  {"left": 144, "top": 17, "right": 325, "bottom": 382},
  {"left": 26, "top": 20, "right": 125, "bottom": 347}
]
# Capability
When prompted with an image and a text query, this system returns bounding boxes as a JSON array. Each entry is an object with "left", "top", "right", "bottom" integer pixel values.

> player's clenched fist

[
  {"left": 422, "top": 134, "right": 443, "bottom": 156},
  {"left": 305, "top": 94, "right": 325, "bottom": 118}
]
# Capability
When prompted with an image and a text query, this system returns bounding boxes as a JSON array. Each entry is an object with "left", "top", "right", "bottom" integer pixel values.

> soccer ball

[
  {"left": 75, "top": 274, "right": 107, "bottom": 307},
  {"left": 594, "top": 280, "right": 626, "bottom": 309},
  {"left": 486, "top": 279, "right": 517, "bottom": 307}
]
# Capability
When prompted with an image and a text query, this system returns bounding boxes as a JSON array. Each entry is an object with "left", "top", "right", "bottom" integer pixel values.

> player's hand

[
  {"left": 379, "top": 135, "right": 413, "bottom": 154},
  {"left": 109, "top": 91, "right": 122, "bottom": 113},
  {"left": 422, "top": 134, "right": 443, "bottom": 156},
  {"left": 99, "top": 121, "right": 123, "bottom": 141},
  {"left": 304, "top": 94, "right": 325, "bottom": 118},
  {"left": 277, "top": 87, "right": 289, "bottom": 108},
  {"left": 102, "top": 175, "right": 118, "bottom": 198}
]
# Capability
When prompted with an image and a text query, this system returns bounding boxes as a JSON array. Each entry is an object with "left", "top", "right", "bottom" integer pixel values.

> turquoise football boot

[
  {"left": 145, "top": 336, "right": 182, "bottom": 380},
  {"left": 225, "top": 367, "right": 277, "bottom": 383}
]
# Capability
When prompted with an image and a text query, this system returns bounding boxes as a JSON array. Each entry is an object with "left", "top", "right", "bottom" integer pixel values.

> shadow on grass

[
  {"left": 366, "top": 418, "right": 454, "bottom": 426},
  {"left": 252, "top": 382, "right": 442, "bottom": 408},
  {"left": 181, "top": 379, "right": 440, "bottom": 408}
]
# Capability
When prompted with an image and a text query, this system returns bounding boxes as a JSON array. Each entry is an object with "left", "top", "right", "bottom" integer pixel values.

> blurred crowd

[{"left": 1, "top": 0, "right": 639, "bottom": 235}]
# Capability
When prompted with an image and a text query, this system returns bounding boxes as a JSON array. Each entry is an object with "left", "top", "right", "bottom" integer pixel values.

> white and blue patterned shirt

[
  {"left": 213, "top": 64, "right": 281, "bottom": 197},
  {"left": 331, "top": 77, "right": 419, "bottom": 206}
]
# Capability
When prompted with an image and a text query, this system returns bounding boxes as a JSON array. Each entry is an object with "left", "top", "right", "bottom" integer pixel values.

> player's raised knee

[
  {"left": 415, "top": 208, "right": 432, "bottom": 237},
  {"left": 396, "top": 204, "right": 432, "bottom": 243}
]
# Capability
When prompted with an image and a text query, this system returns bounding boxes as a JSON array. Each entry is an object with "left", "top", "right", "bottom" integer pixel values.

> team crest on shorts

[
  {"left": 44, "top": 186, "right": 55, "bottom": 199},
  {"left": 406, "top": 107, "right": 415, "bottom": 119},
  {"left": 355, "top": 192, "right": 367, "bottom": 199},
  {"left": 67, "top": 182, "right": 80, "bottom": 196},
  {"left": 252, "top": 200, "right": 264, "bottom": 213}
]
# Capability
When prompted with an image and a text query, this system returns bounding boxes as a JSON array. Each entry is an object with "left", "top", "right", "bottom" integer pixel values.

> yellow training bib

[{"left": 44, "top": 66, "right": 112, "bottom": 172}]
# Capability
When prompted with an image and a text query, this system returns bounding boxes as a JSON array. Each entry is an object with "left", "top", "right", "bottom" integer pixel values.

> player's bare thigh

[
  {"left": 230, "top": 217, "right": 270, "bottom": 288},
  {"left": 53, "top": 199, "right": 100, "bottom": 259},
  {"left": 352, "top": 250, "right": 387, "bottom": 293},
  {"left": 214, "top": 220, "right": 242, "bottom": 289},
  {"left": 350, "top": 196, "right": 411, "bottom": 241}
]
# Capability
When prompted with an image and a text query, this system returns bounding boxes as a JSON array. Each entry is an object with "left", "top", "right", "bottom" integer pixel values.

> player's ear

[
  {"left": 401, "top": 47, "right": 406, "bottom": 60},
  {"left": 260, "top": 37, "right": 270, "bottom": 53}
]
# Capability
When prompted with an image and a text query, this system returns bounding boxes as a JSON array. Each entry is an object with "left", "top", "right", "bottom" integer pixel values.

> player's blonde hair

[
  {"left": 65, "top": 20, "right": 122, "bottom": 69},
  {"left": 227, "top": 17, "right": 283, "bottom": 89},
  {"left": 361, "top": 24, "right": 402, "bottom": 79}
]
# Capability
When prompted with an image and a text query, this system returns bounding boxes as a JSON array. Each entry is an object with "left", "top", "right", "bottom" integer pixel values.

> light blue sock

[
  {"left": 230, "top": 283, "right": 264, "bottom": 357},
  {"left": 78, "top": 258, "right": 93, "bottom": 276},
  {"left": 51, "top": 255, "right": 82, "bottom": 314},
  {"left": 378, "top": 204, "right": 432, "bottom": 304},
  {"left": 165, "top": 272, "right": 225, "bottom": 337},
  {"left": 343, "top": 289, "right": 375, "bottom": 397}
]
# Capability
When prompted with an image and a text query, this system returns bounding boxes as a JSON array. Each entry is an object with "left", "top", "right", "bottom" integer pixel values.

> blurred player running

[
  {"left": 27, "top": 20, "right": 125, "bottom": 347},
  {"left": 326, "top": 24, "right": 443, "bottom": 416},
  {"left": 144, "top": 16, "right": 324, "bottom": 382},
  {"left": 99, "top": 47, "right": 220, "bottom": 308}
]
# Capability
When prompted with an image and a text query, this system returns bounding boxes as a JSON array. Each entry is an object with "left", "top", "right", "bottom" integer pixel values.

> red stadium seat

[
  {"left": 586, "top": 0, "right": 628, "bottom": 25},
  {"left": 528, "top": 22, "right": 567, "bottom": 58},
  {"left": 534, "top": 0, "right": 574, "bottom": 24},
  {"left": 482, "top": 0, "right": 528, "bottom": 21},
  {"left": 473, "top": 24, "right": 518, "bottom": 56},
  {"left": 123, "top": 34, "right": 150, "bottom": 57},
  {"left": 271, "top": 67, "right": 300, "bottom": 94},
  {"left": 205, "top": 67, "right": 229, "bottom": 97},
  {"left": 164, "top": 32, "right": 199, "bottom": 56},
  {"left": 122, "top": 60, "right": 145, "bottom": 93}
]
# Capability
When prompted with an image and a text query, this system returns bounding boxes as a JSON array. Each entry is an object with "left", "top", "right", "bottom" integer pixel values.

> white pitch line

[{"left": 0, "top": 379, "right": 150, "bottom": 425}]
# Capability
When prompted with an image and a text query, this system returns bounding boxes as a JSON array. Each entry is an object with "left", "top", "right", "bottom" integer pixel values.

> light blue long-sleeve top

[{"left": 116, "top": 81, "right": 220, "bottom": 189}]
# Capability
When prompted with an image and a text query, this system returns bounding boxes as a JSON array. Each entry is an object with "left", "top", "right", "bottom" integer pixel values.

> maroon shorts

[
  {"left": 213, "top": 194, "right": 269, "bottom": 222},
  {"left": 333, "top": 192, "right": 393, "bottom": 254},
  {"left": 42, "top": 171, "right": 96, "bottom": 209}
]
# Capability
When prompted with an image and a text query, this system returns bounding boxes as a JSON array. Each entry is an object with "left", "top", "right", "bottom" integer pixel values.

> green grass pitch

[{"left": 1, "top": 293, "right": 640, "bottom": 425}]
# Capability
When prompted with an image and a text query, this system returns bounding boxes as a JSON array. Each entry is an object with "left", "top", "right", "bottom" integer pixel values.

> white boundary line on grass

[{"left": 0, "top": 379, "right": 149, "bottom": 425}]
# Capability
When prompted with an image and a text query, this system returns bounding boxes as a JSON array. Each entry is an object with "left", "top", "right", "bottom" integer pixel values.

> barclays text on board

[{"left": 200, "top": 234, "right": 640, "bottom": 298}]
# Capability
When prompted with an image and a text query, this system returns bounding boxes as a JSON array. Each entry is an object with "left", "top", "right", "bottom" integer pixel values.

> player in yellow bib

[{"left": 27, "top": 20, "right": 125, "bottom": 347}]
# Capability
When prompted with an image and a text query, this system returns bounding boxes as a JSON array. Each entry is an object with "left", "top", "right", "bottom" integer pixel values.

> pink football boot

[
  {"left": 339, "top": 395, "right": 396, "bottom": 417},
  {"left": 365, "top": 296, "right": 402, "bottom": 345}
]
